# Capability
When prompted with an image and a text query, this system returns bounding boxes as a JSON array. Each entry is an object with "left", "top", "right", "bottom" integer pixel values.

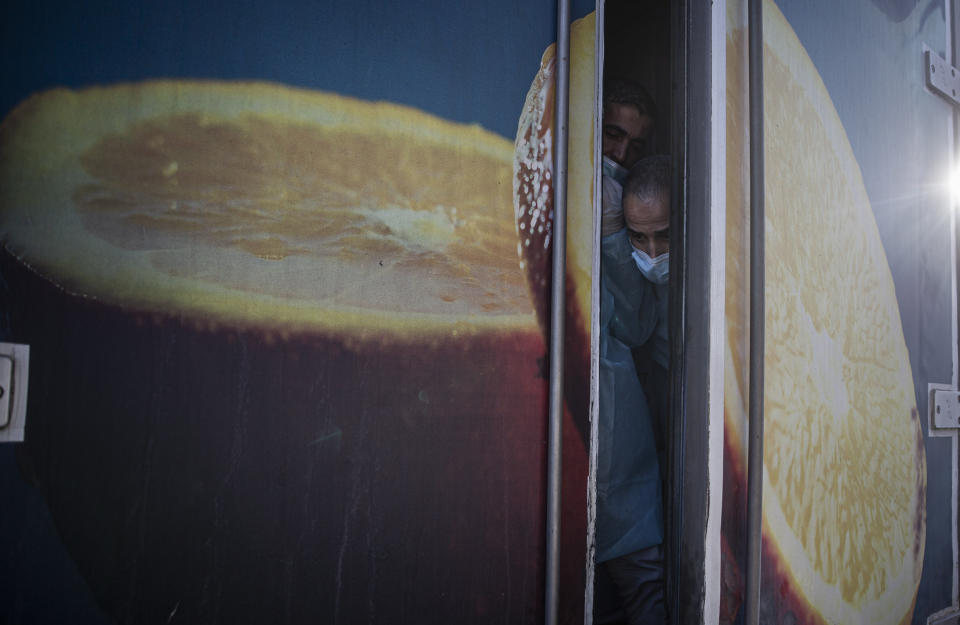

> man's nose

[
  {"left": 650, "top": 240, "right": 667, "bottom": 259},
  {"left": 635, "top": 240, "right": 655, "bottom": 259},
  {"left": 610, "top": 139, "right": 628, "bottom": 165}
]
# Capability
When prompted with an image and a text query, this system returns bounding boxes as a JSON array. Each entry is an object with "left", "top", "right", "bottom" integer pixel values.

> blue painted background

[{"left": 2, "top": 0, "right": 592, "bottom": 140}]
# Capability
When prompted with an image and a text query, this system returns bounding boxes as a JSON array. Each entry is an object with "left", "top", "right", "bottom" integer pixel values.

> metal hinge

[
  {"left": 925, "top": 49, "right": 960, "bottom": 107},
  {"left": 0, "top": 343, "right": 29, "bottom": 443}
]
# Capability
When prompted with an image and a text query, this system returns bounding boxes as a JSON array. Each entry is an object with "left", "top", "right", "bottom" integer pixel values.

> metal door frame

[
  {"left": 582, "top": 1, "right": 726, "bottom": 623},
  {"left": 666, "top": 1, "right": 726, "bottom": 623}
]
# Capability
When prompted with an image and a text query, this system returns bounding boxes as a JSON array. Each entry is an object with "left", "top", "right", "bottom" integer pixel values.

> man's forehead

[
  {"left": 604, "top": 103, "right": 653, "bottom": 134},
  {"left": 624, "top": 193, "right": 670, "bottom": 225},
  {"left": 604, "top": 100, "right": 646, "bottom": 118}
]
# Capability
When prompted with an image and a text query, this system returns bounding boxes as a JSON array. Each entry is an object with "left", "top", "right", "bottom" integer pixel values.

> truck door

[{"left": 724, "top": 1, "right": 959, "bottom": 623}]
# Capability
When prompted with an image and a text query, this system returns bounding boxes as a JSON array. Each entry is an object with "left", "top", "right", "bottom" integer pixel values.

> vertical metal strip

[
  {"left": 545, "top": 0, "right": 571, "bottom": 623},
  {"left": 583, "top": 0, "right": 605, "bottom": 620},
  {"left": 704, "top": 0, "right": 727, "bottom": 621},
  {"left": 950, "top": 0, "right": 960, "bottom": 613},
  {"left": 667, "top": 1, "right": 689, "bottom": 619},
  {"left": 744, "top": 0, "right": 766, "bottom": 623}
]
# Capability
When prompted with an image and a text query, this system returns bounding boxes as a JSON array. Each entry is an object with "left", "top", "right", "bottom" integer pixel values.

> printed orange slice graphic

[
  {"left": 0, "top": 81, "right": 533, "bottom": 334},
  {"left": 514, "top": 12, "right": 596, "bottom": 437},
  {"left": 725, "top": 2, "right": 926, "bottom": 624},
  {"left": 0, "top": 81, "right": 549, "bottom": 624}
]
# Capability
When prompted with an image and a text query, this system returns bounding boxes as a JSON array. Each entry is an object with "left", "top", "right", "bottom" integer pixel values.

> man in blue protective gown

[{"left": 596, "top": 153, "right": 671, "bottom": 625}]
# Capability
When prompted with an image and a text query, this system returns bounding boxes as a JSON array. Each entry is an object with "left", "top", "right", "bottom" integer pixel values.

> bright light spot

[{"left": 949, "top": 165, "right": 960, "bottom": 209}]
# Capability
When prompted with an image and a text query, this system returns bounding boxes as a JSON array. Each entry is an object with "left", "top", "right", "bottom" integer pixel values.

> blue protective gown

[{"left": 595, "top": 229, "right": 666, "bottom": 563}]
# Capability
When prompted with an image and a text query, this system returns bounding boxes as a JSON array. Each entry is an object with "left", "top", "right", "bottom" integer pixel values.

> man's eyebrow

[
  {"left": 604, "top": 123, "right": 627, "bottom": 135},
  {"left": 626, "top": 225, "right": 669, "bottom": 236}
]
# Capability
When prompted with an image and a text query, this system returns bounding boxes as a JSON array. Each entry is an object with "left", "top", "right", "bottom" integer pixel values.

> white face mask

[
  {"left": 631, "top": 247, "right": 669, "bottom": 284},
  {"left": 602, "top": 155, "right": 628, "bottom": 184}
]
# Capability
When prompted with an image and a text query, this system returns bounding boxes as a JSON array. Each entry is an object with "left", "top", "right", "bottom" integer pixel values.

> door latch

[
  {"left": 0, "top": 343, "right": 29, "bottom": 443},
  {"left": 931, "top": 388, "right": 960, "bottom": 430}
]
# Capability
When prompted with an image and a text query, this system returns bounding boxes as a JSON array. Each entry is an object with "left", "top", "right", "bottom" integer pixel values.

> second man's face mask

[{"left": 631, "top": 246, "right": 669, "bottom": 285}]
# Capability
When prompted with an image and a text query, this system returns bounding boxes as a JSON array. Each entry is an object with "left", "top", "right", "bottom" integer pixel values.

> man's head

[
  {"left": 602, "top": 80, "right": 657, "bottom": 169},
  {"left": 623, "top": 155, "right": 671, "bottom": 259}
]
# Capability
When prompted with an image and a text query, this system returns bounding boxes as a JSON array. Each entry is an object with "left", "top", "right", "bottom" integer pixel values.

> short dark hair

[
  {"left": 603, "top": 79, "right": 658, "bottom": 122},
  {"left": 623, "top": 155, "right": 671, "bottom": 202}
]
